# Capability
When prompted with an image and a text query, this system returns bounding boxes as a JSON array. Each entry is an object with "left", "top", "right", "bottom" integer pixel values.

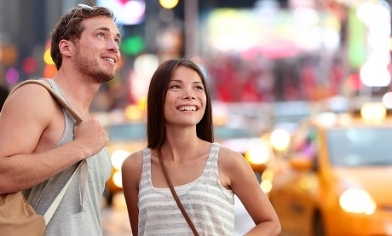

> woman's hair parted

[
  {"left": 50, "top": 5, "right": 116, "bottom": 70},
  {"left": 146, "top": 58, "right": 214, "bottom": 149}
]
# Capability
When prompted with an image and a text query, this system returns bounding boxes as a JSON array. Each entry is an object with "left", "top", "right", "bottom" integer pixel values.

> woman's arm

[
  {"left": 218, "top": 146, "right": 281, "bottom": 236},
  {"left": 122, "top": 150, "right": 143, "bottom": 236}
]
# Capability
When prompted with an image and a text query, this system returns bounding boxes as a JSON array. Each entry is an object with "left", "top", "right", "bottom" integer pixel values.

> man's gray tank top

[{"left": 22, "top": 79, "right": 111, "bottom": 236}]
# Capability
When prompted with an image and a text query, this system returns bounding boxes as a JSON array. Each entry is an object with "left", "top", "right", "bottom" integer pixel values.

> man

[{"left": 0, "top": 4, "right": 121, "bottom": 235}]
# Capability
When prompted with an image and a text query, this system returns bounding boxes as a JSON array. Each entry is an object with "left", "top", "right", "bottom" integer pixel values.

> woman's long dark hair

[{"left": 146, "top": 58, "right": 214, "bottom": 149}]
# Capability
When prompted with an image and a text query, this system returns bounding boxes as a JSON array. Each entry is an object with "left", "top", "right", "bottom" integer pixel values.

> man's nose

[{"left": 108, "top": 39, "right": 119, "bottom": 53}]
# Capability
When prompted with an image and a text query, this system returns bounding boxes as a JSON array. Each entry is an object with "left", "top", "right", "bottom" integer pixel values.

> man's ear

[{"left": 59, "top": 40, "right": 73, "bottom": 57}]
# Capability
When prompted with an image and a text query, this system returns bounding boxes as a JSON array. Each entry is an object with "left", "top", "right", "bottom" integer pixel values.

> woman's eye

[
  {"left": 170, "top": 85, "right": 180, "bottom": 89},
  {"left": 196, "top": 86, "right": 204, "bottom": 90}
]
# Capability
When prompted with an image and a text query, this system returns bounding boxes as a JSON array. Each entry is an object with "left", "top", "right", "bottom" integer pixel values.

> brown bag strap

[
  {"left": 10, "top": 79, "right": 83, "bottom": 124},
  {"left": 158, "top": 152, "right": 200, "bottom": 236}
]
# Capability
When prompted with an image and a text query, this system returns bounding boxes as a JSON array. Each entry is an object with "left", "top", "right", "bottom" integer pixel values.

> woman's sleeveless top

[
  {"left": 23, "top": 79, "right": 111, "bottom": 236},
  {"left": 138, "top": 143, "right": 235, "bottom": 236}
]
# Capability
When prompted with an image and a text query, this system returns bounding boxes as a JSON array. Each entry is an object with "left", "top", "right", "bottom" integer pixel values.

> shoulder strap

[
  {"left": 157, "top": 150, "right": 199, "bottom": 236},
  {"left": 43, "top": 161, "right": 84, "bottom": 224},
  {"left": 10, "top": 79, "right": 85, "bottom": 224},
  {"left": 10, "top": 80, "right": 83, "bottom": 123}
]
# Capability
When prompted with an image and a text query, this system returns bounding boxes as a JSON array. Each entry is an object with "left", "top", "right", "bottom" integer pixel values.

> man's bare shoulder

[
  {"left": 0, "top": 81, "right": 64, "bottom": 154},
  {"left": 5, "top": 81, "right": 55, "bottom": 113}
]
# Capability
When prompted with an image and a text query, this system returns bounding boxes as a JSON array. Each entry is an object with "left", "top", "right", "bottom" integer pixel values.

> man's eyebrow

[{"left": 95, "top": 27, "right": 121, "bottom": 38}]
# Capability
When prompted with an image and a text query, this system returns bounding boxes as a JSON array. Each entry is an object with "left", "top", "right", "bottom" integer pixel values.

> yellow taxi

[
  {"left": 264, "top": 103, "right": 392, "bottom": 236},
  {"left": 103, "top": 120, "right": 147, "bottom": 205}
]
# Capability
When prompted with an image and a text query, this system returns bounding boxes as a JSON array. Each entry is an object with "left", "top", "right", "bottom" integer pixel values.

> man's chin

[{"left": 96, "top": 72, "right": 115, "bottom": 83}]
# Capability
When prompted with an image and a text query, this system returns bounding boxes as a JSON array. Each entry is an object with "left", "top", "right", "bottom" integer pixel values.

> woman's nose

[{"left": 183, "top": 88, "right": 195, "bottom": 100}]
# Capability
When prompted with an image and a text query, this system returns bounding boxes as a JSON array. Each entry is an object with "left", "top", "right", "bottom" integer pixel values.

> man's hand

[{"left": 73, "top": 118, "right": 108, "bottom": 157}]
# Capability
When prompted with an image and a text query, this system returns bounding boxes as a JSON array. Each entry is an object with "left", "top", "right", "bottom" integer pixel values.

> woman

[{"left": 122, "top": 58, "right": 281, "bottom": 236}]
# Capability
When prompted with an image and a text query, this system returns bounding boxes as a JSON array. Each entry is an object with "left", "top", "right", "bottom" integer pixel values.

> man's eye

[{"left": 98, "top": 32, "right": 105, "bottom": 38}]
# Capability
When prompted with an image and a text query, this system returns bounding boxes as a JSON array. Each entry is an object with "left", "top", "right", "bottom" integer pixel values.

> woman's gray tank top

[{"left": 22, "top": 79, "right": 111, "bottom": 235}]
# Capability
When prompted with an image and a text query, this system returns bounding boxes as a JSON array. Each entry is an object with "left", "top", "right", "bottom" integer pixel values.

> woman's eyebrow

[{"left": 170, "top": 79, "right": 202, "bottom": 85}]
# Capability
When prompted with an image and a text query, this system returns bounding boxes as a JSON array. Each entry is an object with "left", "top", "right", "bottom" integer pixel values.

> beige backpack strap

[
  {"left": 10, "top": 79, "right": 86, "bottom": 225},
  {"left": 10, "top": 80, "right": 83, "bottom": 123}
]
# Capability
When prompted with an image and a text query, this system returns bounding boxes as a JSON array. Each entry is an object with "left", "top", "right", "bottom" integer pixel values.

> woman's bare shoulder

[
  {"left": 217, "top": 145, "right": 250, "bottom": 173},
  {"left": 122, "top": 149, "right": 146, "bottom": 197},
  {"left": 121, "top": 149, "right": 145, "bottom": 173},
  {"left": 217, "top": 145, "right": 245, "bottom": 164}
]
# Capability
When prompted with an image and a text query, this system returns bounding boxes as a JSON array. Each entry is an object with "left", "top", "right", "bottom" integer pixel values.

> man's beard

[{"left": 74, "top": 48, "right": 115, "bottom": 83}]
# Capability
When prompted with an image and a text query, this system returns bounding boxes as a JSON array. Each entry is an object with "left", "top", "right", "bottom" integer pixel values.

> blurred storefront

[{"left": 201, "top": 0, "right": 344, "bottom": 102}]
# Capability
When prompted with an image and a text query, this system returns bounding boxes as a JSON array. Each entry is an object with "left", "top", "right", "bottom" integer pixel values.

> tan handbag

[{"left": 0, "top": 79, "right": 83, "bottom": 236}]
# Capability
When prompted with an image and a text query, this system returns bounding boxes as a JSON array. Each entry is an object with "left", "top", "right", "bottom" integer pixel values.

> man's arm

[{"left": 0, "top": 84, "right": 107, "bottom": 194}]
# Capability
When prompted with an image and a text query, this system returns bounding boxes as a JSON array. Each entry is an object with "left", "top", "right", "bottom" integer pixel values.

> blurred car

[
  {"left": 103, "top": 121, "right": 147, "bottom": 205},
  {"left": 214, "top": 124, "right": 273, "bottom": 177},
  {"left": 265, "top": 103, "right": 392, "bottom": 236}
]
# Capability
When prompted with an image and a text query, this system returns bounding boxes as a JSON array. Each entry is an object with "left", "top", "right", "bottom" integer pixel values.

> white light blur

[
  {"left": 97, "top": 0, "right": 145, "bottom": 25},
  {"left": 261, "top": 169, "right": 274, "bottom": 194},
  {"left": 357, "top": 1, "right": 391, "bottom": 87},
  {"left": 113, "top": 171, "right": 123, "bottom": 188},
  {"left": 357, "top": 2, "right": 390, "bottom": 32},
  {"left": 339, "top": 188, "right": 376, "bottom": 215},
  {"left": 270, "top": 129, "right": 290, "bottom": 151},
  {"left": 323, "top": 28, "right": 340, "bottom": 50},
  {"left": 131, "top": 54, "right": 159, "bottom": 102},
  {"left": 360, "top": 62, "right": 391, "bottom": 87},
  {"left": 317, "top": 112, "right": 337, "bottom": 127},
  {"left": 133, "top": 54, "right": 159, "bottom": 78},
  {"left": 360, "top": 102, "right": 386, "bottom": 121},
  {"left": 293, "top": 7, "right": 319, "bottom": 26},
  {"left": 382, "top": 92, "right": 392, "bottom": 108},
  {"left": 260, "top": 166, "right": 274, "bottom": 193},
  {"left": 366, "top": 49, "right": 390, "bottom": 66},
  {"left": 246, "top": 143, "right": 270, "bottom": 164},
  {"left": 111, "top": 150, "right": 130, "bottom": 170},
  {"left": 260, "top": 180, "right": 272, "bottom": 193}
]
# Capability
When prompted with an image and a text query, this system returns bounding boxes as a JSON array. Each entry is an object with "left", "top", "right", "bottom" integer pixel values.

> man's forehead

[{"left": 82, "top": 16, "right": 120, "bottom": 34}]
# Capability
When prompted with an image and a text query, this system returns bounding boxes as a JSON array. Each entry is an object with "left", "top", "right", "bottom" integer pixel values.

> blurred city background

[
  {"left": 1, "top": 0, "right": 392, "bottom": 235},
  {"left": 2, "top": 0, "right": 390, "bottom": 118}
]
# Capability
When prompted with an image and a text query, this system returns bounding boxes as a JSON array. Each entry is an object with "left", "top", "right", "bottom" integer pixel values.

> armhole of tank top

[
  {"left": 43, "top": 79, "right": 72, "bottom": 148},
  {"left": 212, "top": 143, "right": 234, "bottom": 196}
]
